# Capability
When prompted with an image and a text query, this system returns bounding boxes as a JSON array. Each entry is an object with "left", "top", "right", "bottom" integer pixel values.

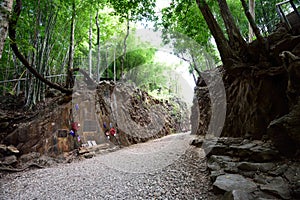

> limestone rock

[
  {"left": 268, "top": 98, "right": 300, "bottom": 155},
  {"left": 284, "top": 165, "right": 300, "bottom": 184},
  {"left": 223, "top": 190, "right": 252, "bottom": 200},
  {"left": 249, "top": 145, "right": 279, "bottom": 162},
  {"left": 210, "top": 170, "right": 225, "bottom": 182},
  {"left": 189, "top": 137, "right": 204, "bottom": 147},
  {"left": 253, "top": 174, "right": 268, "bottom": 185},
  {"left": 204, "top": 144, "right": 228, "bottom": 156},
  {"left": 237, "top": 162, "right": 275, "bottom": 172},
  {"left": 78, "top": 148, "right": 89, "bottom": 155},
  {"left": 7, "top": 145, "right": 19, "bottom": 154},
  {"left": 0, "top": 122, "right": 9, "bottom": 129},
  {"left": 2, "top": 155, "right": 17, "bottom": 165},
  {"left": 0, "top": 144, "right": 6, "bottom": 154},
  {"left": 260, "top": 177, "right": 291, "bottom": 199},
  {"left": 213, "top": 174, "right": 257, "bottom": 194},
  {"left": 36, "top": 155, "right": 56, "bottom": 166},
  {"left": 207, "top": 161, "right": 221, "bottom": 171},
  {"left": 20, "top": 152, "right": 41, "bottom": 163},
  {"left": 268, "top": 164, "right": 288, "bottom": 176},
  {"left": 84, "top": 152, "right": 95, "bottom": 159}
]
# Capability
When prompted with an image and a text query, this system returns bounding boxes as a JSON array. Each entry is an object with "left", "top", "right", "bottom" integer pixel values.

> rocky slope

[
  {"left": 191, "top": 137, "right": 299, "bottom": 199},
  {"left": 0, "top": 81, "right": 190, "bottom": 169}
]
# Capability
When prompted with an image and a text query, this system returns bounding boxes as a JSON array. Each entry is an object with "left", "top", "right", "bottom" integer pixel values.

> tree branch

[
  {"left": 217, "top": 0, "right": 248, "bottom": 53},
  {"left": 240, "top": 0, "right": 266, "bottom": 49},
  {"left": 9, "top": 0, "right": 72, "bottom": 94},
  {"left": 196, "top": 0, "right": 238, "bottom": 66}
]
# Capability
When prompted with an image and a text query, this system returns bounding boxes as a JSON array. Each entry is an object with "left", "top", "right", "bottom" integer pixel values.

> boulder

[
  {"left": 237, "top": 162, "right": 275, "bottom": 172},
  {"left": 210, "top": 170, "right": 225, "bottom": 182},
  {"left": 204, "top": 144, "right": 229, "bottom": 156},
  {"left": 284, "top": 164, "right": 300, "bottom": 184},
  {"left": 260, "top": 177, "right": 291, "bottom": 199},
  {"left": 229, "top": 143, "right": 256, "bottom": 157},
  {"left": 20, "top": 152, "right": 41, "bottom": 163},
  {"left": 268, "top": 163, "right": 288, "bottom": 176},
  {"left": 189, "top": 137, "right": 204, "bottom": 147},
  {"left": 7, "top": 145, "right": 19, "bottom": 154},
  {"left": 2, "top": 155, "right": 17, "bottom": 165},
  {"left": 213, "top": 174, "right": 257, "bottom": 194},
  {"left": 267, "top": 99, "right": 300, "bottom": 155},
  {"left": 223, "top": 190, "right": 252, "bottom": 200},
  {"left": 0, "top": 144, "right": 7, "bottom": 155},
  {"left": 83, "top": 152, "right": 95, "bottom": 159},
  {"left": 249, "top": 145, "right": 279, "bottom": 162}
]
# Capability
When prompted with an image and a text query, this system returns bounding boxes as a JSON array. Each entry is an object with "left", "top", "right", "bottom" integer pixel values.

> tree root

[{"left": 0, "top": 163, "right": 44, "bottom": 172}]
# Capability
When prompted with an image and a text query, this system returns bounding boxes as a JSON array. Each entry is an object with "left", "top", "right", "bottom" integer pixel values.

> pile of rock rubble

[{"left": 191, "top": 137, "right": 299, "bottom": 200}]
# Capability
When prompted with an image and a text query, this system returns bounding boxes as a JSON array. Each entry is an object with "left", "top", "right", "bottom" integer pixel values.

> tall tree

[
  {"left": 66, "top": 1, "right": 76, "bottom": 88},
  {"left": 248, "top": 0, "right": 255, "bottom": 42},
  {"left": 195, "top": 0, "right": 269, "bottom": 67},
  {"left": 108, "top": 0, "right": 157, "bottom": 78},
  {"left": 0, "top": 0, "right": 13, "bottom": 59},
  {"left": 196, "top": 0, "right": 237, "bottom": 66},
  {"left": 240, "top": 0, "right": 266, "bottom": 50},
  {"left": 96, "top": 9, "right": 101, "bottom": 82},
  {"left": 217, "top": 0, "right": 248, "bottom": 55},
  {"left": 9, "top": 0, "right": 72, "bottom": 95},
  {"left": 88, "top": 14, "right": 93, "bottom": 77},
  {"left": 120, "top": 15, "right": 129, "bottom": 78},
  {"left": 158, "top": 0, "right": 219, "bottom": 76}
]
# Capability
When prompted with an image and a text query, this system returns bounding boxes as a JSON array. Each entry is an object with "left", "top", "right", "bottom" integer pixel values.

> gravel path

[{"left": 0, "top": 132, "right": 220, "bottom": 199}]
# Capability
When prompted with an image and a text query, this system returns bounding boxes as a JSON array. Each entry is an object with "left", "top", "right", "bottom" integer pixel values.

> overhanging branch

[{"left": 9, "top": 0, "right": 72, "bottom": 94}]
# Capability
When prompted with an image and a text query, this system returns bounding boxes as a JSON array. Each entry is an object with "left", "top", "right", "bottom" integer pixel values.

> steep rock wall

[{"left": 0, "top": 82, "right": 190, "bottom": 156}]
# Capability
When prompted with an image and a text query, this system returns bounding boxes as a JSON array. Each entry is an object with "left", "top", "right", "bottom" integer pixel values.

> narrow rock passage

[{"left": 0, "top": 132, "right": 220, "bottom": 199}]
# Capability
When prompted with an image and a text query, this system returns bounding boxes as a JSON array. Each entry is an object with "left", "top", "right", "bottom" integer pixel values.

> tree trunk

[
  {"left": 96, "top": 10, "right": 101, "bottom": 82},
  {"left": 121, "top": 15, "right": 130, "bottom": 79},
  {"left": 248, "top": 0, "right": 255, "bottom": 42},
  {"left": 217, "top": 0, "right": 248, "bottom": 55},
  {"left": 113, "top": 47, "right": 116, "bottom": 83},
  {"left": 195, "top": 0, "right": 237, "bottom": 66},
  {"left": 105, "top": 46, "right": 109, "bottom": 78},
  {"left": 9, "top": 0, "right": 72, "bottom": 94},
  {"left": 66, "top": 1, "right": 76, "bottom": 88},
  {"left": 240, "top": 0, "right": 266, "bottom": 50},
  {"left": 0, "top": 0, "right": 13, "bottom": 59},
  {"left": 89, "top": 14, "right": 93, "bottom": 78},
  {"left": 191, "top": 53, "right": 201, "bottom": 76}
]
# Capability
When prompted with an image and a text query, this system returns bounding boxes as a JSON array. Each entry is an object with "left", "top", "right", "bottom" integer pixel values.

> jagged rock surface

[
  {"left": 0, "top": 81, "right": 190, "bottom": 170},
  {"left": 191, "top": 137, "right": 299, "bottom": 199}
]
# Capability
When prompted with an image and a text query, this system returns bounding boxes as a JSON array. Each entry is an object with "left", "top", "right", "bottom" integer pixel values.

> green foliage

[
  {"left": 0, "top": 0, "right": 155, "bottom": 93},
  {"left": 124, "top": 59, "right": 182, "bottom": 101},
  {"left": 107, "top": 0, "right": 157, "bottom": 22},
  {"left": 255, "top": 0, "right": 299, "bottom": 35},
  {"left": 2, "top": 0, "right": 294, "bottom": 99},
  {"left": 157, "top": 0, "right": 220, "bottom": 73}
]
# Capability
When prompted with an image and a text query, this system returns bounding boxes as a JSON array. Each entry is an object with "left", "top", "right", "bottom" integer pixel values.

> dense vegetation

[{"left": 0, "top": 0, "right": 298, "bottom": 108}]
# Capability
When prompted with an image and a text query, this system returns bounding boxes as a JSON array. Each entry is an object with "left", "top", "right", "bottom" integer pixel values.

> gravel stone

[{"left": 0, "top": 132, "right": 220, "bottom": 199}]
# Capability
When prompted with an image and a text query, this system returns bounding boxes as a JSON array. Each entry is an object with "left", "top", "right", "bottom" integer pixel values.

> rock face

[
  {"left": 191, "top": 24, "right": 300, "bottom": 156},
  {"left": 191, "top": 137, "right": 298, "bottom": 199},
  {"left": 268, "top": 99, "right": 300, "bottom": 155},
  {"left": 0, "top": 81, "right": 190, "bottom": 159}
]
